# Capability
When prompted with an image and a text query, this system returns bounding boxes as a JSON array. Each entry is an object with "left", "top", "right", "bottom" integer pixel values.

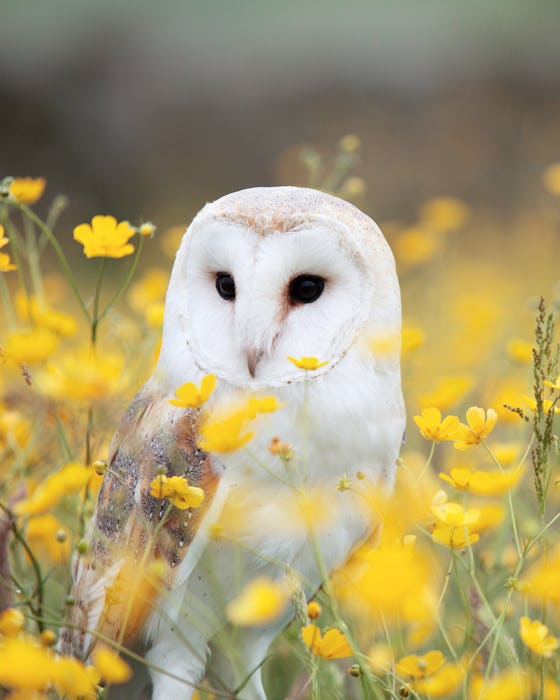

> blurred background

[{"left": 2, "top": 0, "right": 560, "bottom": 409}]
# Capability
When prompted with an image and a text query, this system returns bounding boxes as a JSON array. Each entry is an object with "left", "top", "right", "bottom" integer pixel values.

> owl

[{"left": 63, "top": 186, "right": 405, "bottom": 699}]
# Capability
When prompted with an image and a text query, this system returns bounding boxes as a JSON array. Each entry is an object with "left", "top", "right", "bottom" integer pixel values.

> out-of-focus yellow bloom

[
  {"left": 543, "top": 163, "right": 560, "bottom": 195},
  {"left": 138, "top": 221, "right": 156, "bottom": 237},
  {"left": 268, "top": 437, "right": 293, "bottom": 458},
  {"left": 419, "top": 197, "right": 469, "bottom": 231},
  {"left": 0, "top": 635, "right": 55, "bottom": 691},
  {"left": 35, "top": 346, "right": 126, "bottom": 401},
  {"left": 338, "top": 133, "right": 361, "bottom": 153},
  {"left": 506, "top": 338, "right": 533, "bottom": 363},
  {"left": 25, "top": 515, "right": 70, "bottom": 564},
  {"left": 409, "top": 659, "right": 466, "bottom": 697},
  {"left": 365, "top": 644, "right": 393, "bottom": 674},
  {"left": 520, "top": 616, "right": 559, "bottom": 658},
  {"left": 301, "top": 624, "right": 353, "bottom": 659},
  {"left": 149, "top": 474, "right": 204, "bottom": 510},
  {"left": 161, "top": 224, "right": 185, "bottom": 258},
  {"left": 15, "top": 462, "right": 95, "bottom": 516},
  {"left": 432, "top": 524, "right": 479, "bottom": 549},
  {"left": 128, "top": 268, "right": 168, "bottom": 322},
  {"left": 453, "top": 407, "right": 498, "bottom": 449},
  {"left": 395, "top": 650, "right": 445, "bottom": 679},
  {"left": 4, "top": 328, "right": 59, "bottom": 365},
  {"left": 439, "top": 466, "right": 524, "bottom": 496},
  {"left": 491, "top": 442, "right": 521, "bottom": 467},
  {"left": 469, "top": 668, "right": 531, "bottom": 700},
  {"left": 51, "top": 656, "right": 100, "bottom": 698},
  {"left": 523, "top": 395, "right": 560, "bottom": 415},
  {"left": 413, "top": 407, "right": 460, "bottom": 441},
  {"left": 473, "top": 504, "right": 504, "bottom": 533},
  {"left": 0, "top": 226, "right": 17, "bottom": 271},
  {"left": 287, "top": 356, "right": 329, "bottom": 370},
  {"left": 226, "top": 577, "right": 289, "bottom": 627},
  {"left": 169, "top": 374, "right": 216, "bottom": 409},
  {"left": 92, "top": 646, "right": 132, "bottom": 683},
  {"left": 0, "top": 608, "right": 25, "bottom": 636},
  {"left": 431, "top": 492, "right": 480, "bottom": 528},
  {"left": 545, "top": 375, "right": 560, "bottom": 391},
  {"left": 15, "top": 294, "right": 78, "bottom": 338},
  {"left": 394, "top": 226, "right": 440, "bottom": 267},
  {"left": 0, "top": 408, "right": 30, "bottom": 453},
  {"left": 39, "top": 630, "right": 57, "bottom": 647},
  {"left": 73, "top": 215, "right": 136, "bottom": 259},
  {"left": 401, "top": 325, "right": 426, "bottom": 356},
  {"left": 419, "top": 375, "right": 473, "bottom": 411},
  {"left": 339, "top": 176, "right": 366, "bottom": 199},
  {"left": 198, "top": 395, "right": 280, "bottom": 453},
  {"left": 525, "top": 551, "right": 560, "bottom": 605},
  {"left": 9, "top": 177, "right": 46, "bottom": 204}
]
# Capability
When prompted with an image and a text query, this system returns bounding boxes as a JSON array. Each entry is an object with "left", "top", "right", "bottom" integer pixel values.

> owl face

[{"left": 159, "top": 187, "right": 401, "bottom": 390}]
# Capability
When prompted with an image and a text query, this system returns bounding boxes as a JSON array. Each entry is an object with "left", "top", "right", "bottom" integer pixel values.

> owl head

[{"left": 157, "top": 186, "right": 401, "bottom": 390}]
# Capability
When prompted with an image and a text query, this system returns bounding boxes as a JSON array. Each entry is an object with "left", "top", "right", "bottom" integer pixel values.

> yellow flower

[
  {"left": 432, "top": 524, "right": 479, "bottom": 549},
  {"left": 25, "top": 515, "right": 70, "bottom": 564},
  {"left": 520, "top": 617, "right": 559, "bottom": 658},
  {"left": 543, "top": 163, "right": 560, "bottom": 195},
  {"left": 419, "top": 197, "right": 469, "bottom": 231},
  {"left": 301, "top": 624, "right": 353, "bottom": 659},
  {"left": 439, "top": 466, "right": 524, "bottom": 496},
  {"left": 149, "top": 475, "right": 204, "bottom": 510},
  {"left": 161, "top": 224, "right": 185, "bottom": 258},
  {"left": 73, "top": 215, "right": 136, "bottom": 258},
  {"left": 138, "top": 221, "right": 156, "bottom": 237},
  {"left": 92, "top": 645, "right": 132, "bottom": 683},
  {"left": 413, "top": 407, "right": 460, "bottom": 441},
  {"left": 431, "top": 493, "right": 480, "bottom": 528},
  {"left": 412, "top": 660, "right": 466, "bottom": 697},
  {"left": 0, "top": 608, "right": 25, "bottom": 636},
  {"left": 226, "top": 577, "right": 289, "bottom": 626},
  {"left": 4, "top": 328, "right": 59, "bottom": 365},
  {"left": 419, "top": 375, "right": 473, "bottom": 411},
  {"left": 169, "top": 374, "right": 216, "bottom": 409},
  {"left": 453, "top": 406, "right": 498, "bottom": 449},
  {"left": 287, "top": 356, "right": 329, "bottom": 370},
  {"left": 395, "top": 650, "right": 445, "bottom": 679},
  {"left": 0, "top": 635, "right": 55, "bottom": 690},
  {"left": 545, "top": 375, "right": 560, "bottom": 391},
  {"left": 198, "top": 395, "right": 280, "bottom": 453},
  {"left": 523, "top": 395, "right": 560, "bottom": 414},
  {"left": 506, "top": 338, "right": 533, "bottom": 363},
  {"left": 128, "top": 268, "right": 168, "bottom": 311},
  {"left": 469, "top": 668, "right": 531, "bottom": 700},
  {"left": 15, "top": 462, "right": 94, "bottom": 516},
  {"left": 0, "top": 228, "right": 17, "bottom": 271},
  {"left": 9, "top": 177, "right": 46, "bottom": 204},
  {"left": 394, "top": 226, "right": 440, "bottom": 267},
  {"left": 401, "top": 325, "right": 426, "bottom": 356},
  {"left": 51, "top": 656, "right": 100, "bottom": 698},
  {"left": 35, "top": 346, "right": 126, "bottom": 401},
  {"left": 15, "top": 294, "right": 78, "bottom": 338},
  {"left": 307, "top": 601, "right": 322, "bottom": 620}
]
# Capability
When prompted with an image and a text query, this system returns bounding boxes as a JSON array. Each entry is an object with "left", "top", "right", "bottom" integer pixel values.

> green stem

[
  {"left": 97, "top": 235, "right": 143, "bottom": 323},
  {"left": 0, "top": 273, "right": 16, "bottom": 328},
  {"left": 417, "top": 440, "right": 436, "bottom": 481},
  {"left": 12, "top": 203, "right": 91, "bottom": 324},
  {"left": 90, "top": 257, "right": 106, "bottom": 345},
  {"left": 22, "top": 211, "right": 45, "bottom": 303}
]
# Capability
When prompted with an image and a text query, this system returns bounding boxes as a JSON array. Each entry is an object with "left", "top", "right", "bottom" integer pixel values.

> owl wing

[{"left": 61, "top": 380, "right": 221, "bottom": 658}]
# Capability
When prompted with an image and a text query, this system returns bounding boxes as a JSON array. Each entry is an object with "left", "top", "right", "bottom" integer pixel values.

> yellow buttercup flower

[
  {"left": 4, "top": 327, "right": 60, "bottom": 365},
  {"left": 15, "top": 462, "right": 95, "bottom": 516},
  {"left": 301, "top": 624, "right": 353, "bottom": 659},
  {"left": 411, "top": 660, "right": 466, "bottom": 697},
  {"left": 401, "top": 324, "right": 426, "bottom": 356},
  {"left": 169, "top": 375, "right": 216, "bottom": 409},
  {"left": 394, "top": 226, "right": 440, "bottom": 267},
  {"left": 432, "top": 524, "right": 479, "bottom": 549},
  {"left": 545, "top": 375, "right": 560, "bottom": 391},
  {"left": 0, "top": 635, "right": 55, "bottom": 691},
  {"left": 15, "top": 294, "right": 78, "bottom": 337},
  {"left": 519, "top": 616, "right": 559, "bottom": 658},
  {"left": 523, "top": 395, "right": 560, "bottom": 414},
  {"left": 453, "top": 406, "right": 498, "bottom": 449},
  {"left": 395, "top": 650, "right": 445, "bottom": 679},
  {"left": 287, "top": 356, "right": 329, "bottom": 370},
  {"left": 92, "top": 645, "right": 132, "bottom": 683},
  {"left": 0, "top": 608, "right": 25, "bottom": 637},
  {"left": 0, "top": 226, "right": 17, "bottom": 271},
  {"left": 307, "top": 601, "right": 322, "bottom": 620},
  {"left": 73, "top": 215, "right": 136, "bottom": 258},
  {"left": 419, "top": 375, "right": 473, "bottom": 411},
  {"left": 226, "top": 577, "right": 289, "bottom": 627},
  {"left": 431, "top": 494, "right": 480, "bottom": 528},
  {"left": 413, "top": 407, "right": 460, "bottom": 441},
  {"left": 25, "top": 515, "right": 70, "bottom": 564},
  {"left": 439, "top": 466, "right": 524, "bottom": 496},
  {"left": 543, "top": 163, "right": 560, "bottom": 195},
  {"left": 506, "top": 337, "right": 533, "bottom": 363},
  {"left": 469, "top": 668, "right": 531, "bottom": 700},
  {"left": 149, "top": 475, "right": 205, "bottom": 510},
  {"left": 419, "top": 197, "right": 469, "bottom": 231},
  {"left": 138, "top": 221, "right": 156, "bottom": 237},
  {"left": 9, "top": 177, "right": 46, "bottom": 204}
]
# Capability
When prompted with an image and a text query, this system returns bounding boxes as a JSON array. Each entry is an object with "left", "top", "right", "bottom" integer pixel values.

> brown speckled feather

[{"left": 61, "top": 382, "right": 220, "bottom": 657}]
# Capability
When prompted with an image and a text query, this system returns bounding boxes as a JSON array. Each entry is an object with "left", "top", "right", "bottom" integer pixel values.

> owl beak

[{"left": 246, "top": 348, "right": 264, "bottom": 378}]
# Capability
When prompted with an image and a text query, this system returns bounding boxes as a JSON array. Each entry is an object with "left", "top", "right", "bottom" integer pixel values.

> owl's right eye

[{"left": 216, "top": 272, "right": 236, "bottom": 301}]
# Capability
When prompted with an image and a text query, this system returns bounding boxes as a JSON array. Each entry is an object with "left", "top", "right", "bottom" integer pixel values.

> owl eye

[
  {"left": 289, "top": 274, "right": 325, "bottom": 304},
  {"left": 216, "top": 272, "right": 235, "bottom": 301}
]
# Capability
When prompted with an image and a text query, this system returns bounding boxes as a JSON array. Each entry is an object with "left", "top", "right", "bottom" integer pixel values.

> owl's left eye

[{"left": 216, "top": 272, "right": 235, "bottom": 301}]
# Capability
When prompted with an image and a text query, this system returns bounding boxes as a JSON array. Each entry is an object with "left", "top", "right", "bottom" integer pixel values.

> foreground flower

[
  {"left": 525, "top": 550, "right": 560, "bottom": 605},
  {"left": 523, "top": 395, "right": 560, "bottom": 415},
  {"left": 453, "top": 406, "right": 498, "bottom": 449},
  {"left": 15, "top": 462, "right": 96, "bottom": 516},
  {"left": 439, "top": 466, "right": 524, "bottom": 496},
  {"left": 92, "top": 646, "right": 132, "bottom": 683},
  {"left": 545, "top": 375, "right": 560, "bottom": 391},
  {"left": 4, "top": 327, "right": 59, "bottom": 365},
  {"left": 0, "top": 608, "right": 25, "bottom": 637},
  {"left": 73, "top": 215, "right": 136, "bottom": 258},
  {"left": 412, "top": 659, "right": 466, "bottom": 697},
  {"left": 301, "top": 624, "right": 353, "bottom": 659},
  {"left": 226, "top": 577, "right": 289, "bottom": 626},
  {"left": 15, "top": 294, "right": 78, "bottom": 337},
  {"left": 9, "top": 177, "right": 46, "bottom": 204},
  {"left": 198, "top": 395, "right": 280, "bottom": 453},
  {"left": 149, "top": 475, "right": 205, "bottom": 510},
  {"left": 413, "top": 407, "right": 460, "bottom": 441},
  {"left": 519, "top": 616, "right": 559, "bottom": 658},
  {"left": 0, "top": 226, "right": 17, "bottom": 271},
  {"left": 395, "top": 650, "right": 445, "bottom": 679},
  {"left": 169, "top": 374, "right": 216, "bottom": 409},
  {"left": 430, "top": 491, "right": 480, "bottom": 549},
  {"left": 287, "top": 356, "right": 329, "bottom": 370}
]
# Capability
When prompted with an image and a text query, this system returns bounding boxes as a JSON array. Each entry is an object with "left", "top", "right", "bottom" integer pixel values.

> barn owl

[{"left": 63, "top": 186, "right": 405, "bottom": 699}]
